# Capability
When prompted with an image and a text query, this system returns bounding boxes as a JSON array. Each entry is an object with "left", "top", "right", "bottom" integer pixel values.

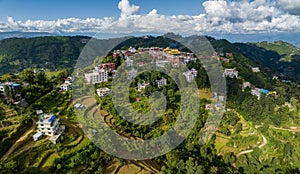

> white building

[
  {"left": 60, "top": 82, "right": 72, "bottom": 91},
  {"left": 97, "top": 87, "right": 112, "bottom": 97},
  {"left": 223, "top": 69, "right": 239, "bottom": 78},
  {"left": 251, "top": 88, "right": 261, "bottom": 100},
  {"left": 183, "top": 68, "right": 198, "bottom": 83},
  {"left": 156, "top": 78, "right": 167, "bottom": 88},
  {"left": 33, "top": 132, "right": 43, "bottom": 141},
  {"left": 138, "top": 82, "right": 150, "bottom": 91},
  {"left": 0, "top": 84, "right": 4, "bottom": 93},
  {"left": 252, "top": 67, "right": 260, "bottom": 73},
  {"left": 85, "top": 69, "right": 108, "bottom": 84},
  {"left": 37, "top": 114, "right": 60, "bottom": 136}
]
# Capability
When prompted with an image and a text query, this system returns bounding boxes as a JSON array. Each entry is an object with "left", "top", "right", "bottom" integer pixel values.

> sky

[{"left": 0, "top": 0, "right": 300, "bottom": 37}]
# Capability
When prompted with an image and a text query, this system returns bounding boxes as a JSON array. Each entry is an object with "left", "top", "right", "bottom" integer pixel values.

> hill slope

[
  {"left": 234, "top": 41, "right": 300, "bottom": 82},
  {"left": 0, "top": 36, "right": 90, "bottom": 75}
]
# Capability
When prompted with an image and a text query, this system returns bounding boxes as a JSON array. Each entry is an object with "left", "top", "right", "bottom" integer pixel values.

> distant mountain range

[
  {"left": 0, "top": 31, "right": 57, "bottom": 40},
  {"left": 1, "top": 31, "right": 300, "bottom": 47}
]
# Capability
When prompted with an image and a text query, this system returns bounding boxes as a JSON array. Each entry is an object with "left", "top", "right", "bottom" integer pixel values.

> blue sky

[
  {"left": 0, "top": 0, "right": 300, "bottom": 37},
  {"left": 0, "top": 0, "right": 205, "bottom": 21}
]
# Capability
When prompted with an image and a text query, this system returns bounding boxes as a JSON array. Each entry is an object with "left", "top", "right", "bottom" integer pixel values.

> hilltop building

[
  {"left": 35, "top": 114, "right": 65, "bottom": 144},
  {"left": 223, "top": 69, "right": 239, "bottom": 78},
  {"left": 183, "top": 68, "right": 198, "bottom": 83},
  {"left": 156, "top": 78, "right": 167, "bottom": 88}
]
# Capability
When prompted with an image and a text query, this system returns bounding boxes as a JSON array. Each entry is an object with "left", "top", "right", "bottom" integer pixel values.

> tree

[
  {"left": 36, "top": 70, "right": 47, "bottom": 86},
  {"left": 21, "top": 68, "right": 35, "bottom": 84},
  {"left": 56, "top": 69, "right": 68, "bottom": 84}
]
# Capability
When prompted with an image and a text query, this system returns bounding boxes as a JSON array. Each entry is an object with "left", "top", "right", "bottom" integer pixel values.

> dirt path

[
  {"left": 270, "top": 126, "right": 300, "bottom": 132},
  {"left": 1, "top": 118, "right": 36, "bottom": 161},
  {"left": 238, "top": 134, "right": 267, "bottom": 156}
]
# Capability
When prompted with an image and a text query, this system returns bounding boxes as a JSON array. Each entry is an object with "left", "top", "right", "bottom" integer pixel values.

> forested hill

[
  {"left": 0, "top": 36, "right": 90, "bottom": 75},
  {"left": 234, "top": 41, "right": 300, "bottom": 82}
]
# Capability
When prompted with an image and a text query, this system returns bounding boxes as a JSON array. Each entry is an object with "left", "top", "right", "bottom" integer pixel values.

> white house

[
  {"left": 97, "top": 87, "right": 112, "bottom": 97},
  {"left": 33, "top": 132, "right": 43, "bottom": 141},
  {"left": 183, "top": 68, "right": 198, "bottom": 83},
  {"left": 156, "top": 78, "right": 167, "bottom": 88},
  {"left": 60, "top": 82, "right": 72, "bottom": 91},
  {"left": 252, "top": 67, "right": 260, "bottom": 73},
  {"left": 223, "top": 69, "right": 239, "bottom": 78},
  {"left": 138, "top": 82, "right": 150, "bottom": 91}
]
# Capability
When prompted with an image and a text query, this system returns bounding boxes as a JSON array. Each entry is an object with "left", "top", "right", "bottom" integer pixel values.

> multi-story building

[
  {"left": 85, "top": 69, "right": 108, "bottom": 84},
  {"left": 223, "top": 69, "right": 239, "bottom": 78},
  {"left": 183, "top": 68, "right": 198, "bottom": 83},
  {"left": 37, "top": 114, "right": 60, "bottom": 136},
  {"left": 156, "top": 78, "right": 167, "bottom": 88}
]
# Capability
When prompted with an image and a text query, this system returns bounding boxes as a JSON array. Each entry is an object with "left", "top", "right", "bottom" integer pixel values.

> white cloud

[
  {"left": 118, "top": 0, "right": 140, "bottom": 19},
  {"left": 0, "top": 0, "right": 300, "bottom": 35},
  {"left": 277, "top": 0, "right": 300, "bottom": 15}
]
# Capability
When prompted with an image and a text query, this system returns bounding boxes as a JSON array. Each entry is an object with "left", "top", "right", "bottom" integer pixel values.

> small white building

[
  {"left": 36, "top": 110, "right": 43, "bottom": 115},
  {"left": 138, "top": 82, "right": 150, "bottom": 91},
  {"left": 156, "top": 78, "right": 167, "bottom": 88},
  {"left": 97, "top": 87, "right": 112, "bottom": 97},
  {"left": 0, "top": 84, "right": 4, "bottom": 93},
  {"left": 60, "top": 82, "right": 72, "bottom": 91},
  {"left": 33, "top": 132, "right": 43, "bottom": 141},
  {"left": 74, "top": 103, "right": 85, "bottom": 110},
  {"left": 252, "top": 67, "right": 260, "bottom": 73},
  {"left": 183, "top": 68, "right": 198, "bottom": 83},
  {"left": 223, "top": 69, "right": 239, "bottom": 78}
]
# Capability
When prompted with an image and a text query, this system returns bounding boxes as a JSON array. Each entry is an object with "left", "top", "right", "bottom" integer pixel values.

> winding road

[{"left": 238, "top": 134, "right": 267, "bottom": 156}]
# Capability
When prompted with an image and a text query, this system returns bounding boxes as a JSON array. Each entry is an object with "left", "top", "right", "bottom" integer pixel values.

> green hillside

[
  {"left": 234, "top": 41, "right": 300, "bottom": 82},
  {"left": 0, "top": 36, "right": 90, "bottom": 75},
  {"left": 255, "top": 41, "right": 300, "bottom": 62}
]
